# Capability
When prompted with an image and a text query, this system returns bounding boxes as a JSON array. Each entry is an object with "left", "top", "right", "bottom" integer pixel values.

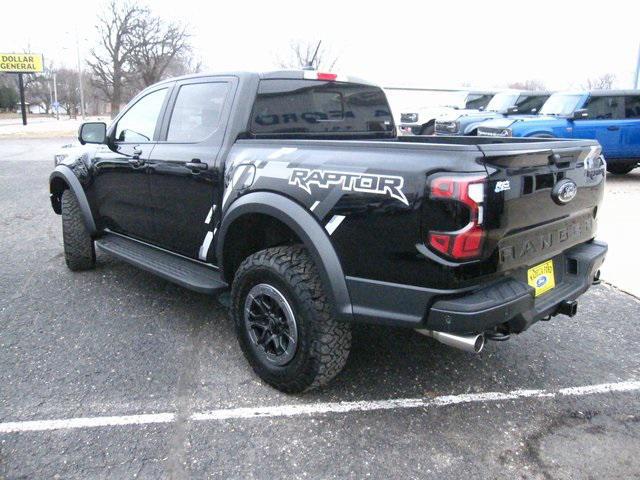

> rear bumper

[{"left": 347, "top": 240, "right": 607, "bottom": 333}]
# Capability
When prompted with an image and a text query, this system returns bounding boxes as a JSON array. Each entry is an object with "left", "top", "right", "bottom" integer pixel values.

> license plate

[{"left": 527, "top": 259, "right": 555, "bottom": 297}]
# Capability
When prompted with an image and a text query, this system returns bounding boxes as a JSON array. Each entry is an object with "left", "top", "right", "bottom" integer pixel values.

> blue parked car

[
  {"left": 477, "top": 90, "right": 640, "bottom": 174},
  {"left": 434, "top": 90, "right": 550, "bottom": 136}
]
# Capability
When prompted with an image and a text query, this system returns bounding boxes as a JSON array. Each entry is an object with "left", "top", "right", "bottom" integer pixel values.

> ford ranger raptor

[{"left": 50, "top": 70, "right": 607, "bottom": 392}]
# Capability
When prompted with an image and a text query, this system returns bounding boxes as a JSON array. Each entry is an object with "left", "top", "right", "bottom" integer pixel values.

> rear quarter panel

[{"left": 222, "top": 140, "right": 490, "bottom": 288}]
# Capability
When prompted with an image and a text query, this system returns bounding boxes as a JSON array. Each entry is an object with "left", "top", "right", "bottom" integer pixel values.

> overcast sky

[{"left": 2, "top": 0, "right": 639, "bottom": 91}]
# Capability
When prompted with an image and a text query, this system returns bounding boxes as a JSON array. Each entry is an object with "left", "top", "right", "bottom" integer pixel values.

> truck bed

[{"left": 230, "top": 133, "right": 604, "bottom": 289}]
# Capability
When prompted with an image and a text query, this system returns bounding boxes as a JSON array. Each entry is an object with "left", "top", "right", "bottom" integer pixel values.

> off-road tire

[
  {"left": 230, "top": 245, "right": 351, "bottom": 393},
  {"left": 61, "top": 189, "right": 96, "bottom": 271},
  {"left": 607, "top": 161, "right": 637, "bottom": 175}
]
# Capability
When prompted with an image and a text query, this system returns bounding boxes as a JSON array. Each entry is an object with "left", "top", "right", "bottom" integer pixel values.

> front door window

[{"left": 115, "top": 88, "right": 168, "bottom": 143}]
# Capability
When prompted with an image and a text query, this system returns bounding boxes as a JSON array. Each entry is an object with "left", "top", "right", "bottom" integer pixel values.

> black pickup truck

[{"left": 50, "top": 70, "right": 607, "bottom": 392}]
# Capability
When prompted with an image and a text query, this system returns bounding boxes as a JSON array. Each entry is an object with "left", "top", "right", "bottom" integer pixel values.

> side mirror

[
  {"left": 506, "top": 106, "right": 519, "bottom": 115},
  {"left": 78, "top": 122, "right": 107, "bottom": 145},
  {"left": 572, "top": 109, "right": 589, "bottom": 120},
  {"left": 478, "top": 106, "right": 485, "bottom": 111}
]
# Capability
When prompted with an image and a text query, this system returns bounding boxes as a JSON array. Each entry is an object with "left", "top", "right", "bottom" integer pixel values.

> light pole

[
  {"left": 47, "top": 68, "right": 59, "bottom": 120},
  {"left": 53, "top": 72, "right": 59, "bottom": 120},
  {"left": 65, "top": 29, "right": 87, "bottom": 119},
  {"left": 48, "top": 73, "right": 53, "bottom": 112},
  {"left": 635, "top": 41, "right": 640, "bottom": 89},
  {"left": 75, "top": 29, "right": 86, "bottom": 119}
]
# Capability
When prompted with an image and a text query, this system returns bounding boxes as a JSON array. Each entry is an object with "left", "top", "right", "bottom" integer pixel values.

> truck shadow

[
  {"left": 95, "top": 257, "right": 629, "bottom": 403},
  {"left": 316, "top": 323, "right": 516, "bottom": 399}
]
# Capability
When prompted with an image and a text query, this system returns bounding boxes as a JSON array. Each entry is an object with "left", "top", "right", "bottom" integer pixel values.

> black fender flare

[
  {"left": 216, "top": 192, "right": 353, "bottom": 322},
  {"left": 49, "top": 165, "right": 97, "bottom": 235}
]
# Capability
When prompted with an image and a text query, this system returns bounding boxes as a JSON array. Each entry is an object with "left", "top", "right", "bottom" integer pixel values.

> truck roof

[
  {"left": 153, "top": 70, "right": 377, "bottom": 87},
  {"left": 383, "top": 86, "right": 498, "bottom": 94}
]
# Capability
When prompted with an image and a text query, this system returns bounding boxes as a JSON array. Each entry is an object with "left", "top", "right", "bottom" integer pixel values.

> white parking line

[{"left": 1, "top": 380, "right": 638, "bottom": 434}]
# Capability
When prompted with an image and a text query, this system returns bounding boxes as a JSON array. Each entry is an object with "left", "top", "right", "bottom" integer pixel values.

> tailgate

[{"left": 477, "top": 140, "right": 605, "bottom": 271}]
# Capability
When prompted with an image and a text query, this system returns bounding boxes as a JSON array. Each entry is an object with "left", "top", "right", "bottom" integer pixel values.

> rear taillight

[{"left": 427, "top": 174, "right": 486, "bottom": 260}]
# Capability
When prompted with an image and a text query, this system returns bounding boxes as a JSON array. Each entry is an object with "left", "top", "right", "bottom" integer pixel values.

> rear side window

[
  {"left": 624, "top": 95, "right": 640, "bottom": 119},
  {"left": 515, "top": 95, "right": 548, "bottom": 114},
  {"left": 585, "top": 95, "right": 625, "bottom": 120},
  {"left": 167, "top": 82, "right": 229, "bottom": 142},
  {"left": 250, "top": 80, "right": 393, "bottom": 136}
]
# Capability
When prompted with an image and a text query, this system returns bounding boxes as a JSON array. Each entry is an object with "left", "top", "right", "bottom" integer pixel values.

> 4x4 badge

[{"left": 494, "top": 180, "right": 510, "bottom": 193}]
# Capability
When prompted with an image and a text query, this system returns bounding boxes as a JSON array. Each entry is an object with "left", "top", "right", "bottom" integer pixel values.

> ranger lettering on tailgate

[{"left": 499, "top": 215, "right": 595, "bottom": 269}]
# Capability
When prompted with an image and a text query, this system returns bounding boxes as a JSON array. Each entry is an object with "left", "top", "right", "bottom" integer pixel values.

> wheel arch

[
  {"left": 525, "top": 131, "right": 554, "bottom": 138},
  {"left": 463, "top": 122, "right": 483, "bottom": 135},
  {"left": 49, "top": 165, "right": 97, "bottom": 235},
  {"left": 217, "top": 192, "right": 353, "bottom": 322},
  {"left": 420, "top": 119, "right": 435, "bottom": 135}
]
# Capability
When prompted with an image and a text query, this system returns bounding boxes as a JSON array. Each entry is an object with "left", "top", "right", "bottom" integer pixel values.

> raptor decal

[{"left": 288, "top": 168, "right": 409, "bottom": 206}]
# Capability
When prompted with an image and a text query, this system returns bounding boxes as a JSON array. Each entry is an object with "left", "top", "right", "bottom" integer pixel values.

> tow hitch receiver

[{"left": 556, "top": 300, "right": 578, "bottom": 317}]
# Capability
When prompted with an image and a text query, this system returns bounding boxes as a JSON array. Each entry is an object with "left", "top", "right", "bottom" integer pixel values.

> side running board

[{"left": 95, "top": 233, "right": 228, "bottom": 294}]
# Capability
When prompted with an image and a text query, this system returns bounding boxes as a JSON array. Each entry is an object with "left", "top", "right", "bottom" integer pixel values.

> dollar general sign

[{"left": 0, "top": 53, "right": 44, "bottom": 73}]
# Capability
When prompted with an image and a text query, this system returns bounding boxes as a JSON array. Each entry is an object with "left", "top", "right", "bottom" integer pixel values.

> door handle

[
  {"left": 186, "top": 159, "right": 208, "bottom": 171},
  {"left": 128, "top": 146, "right": 145, "bottom": 167},
  {"left": 128, "top": 158, "right": 145, "bottom": 167},
  {"left": 607, "top": 126, "right": 620, "bottom": 131}
]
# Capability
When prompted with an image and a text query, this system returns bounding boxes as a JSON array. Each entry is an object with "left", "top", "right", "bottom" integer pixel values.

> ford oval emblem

[{"left": 552, "top": 179, "right": 577, "bottom": 205}]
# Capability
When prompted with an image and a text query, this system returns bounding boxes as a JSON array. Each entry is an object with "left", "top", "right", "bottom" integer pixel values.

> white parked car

[
  {"left": 398, "top": 90, "right": 497, "bottom": 135},
  {"left": 53, "top": 143, "right": 102, "bottom": 166}
]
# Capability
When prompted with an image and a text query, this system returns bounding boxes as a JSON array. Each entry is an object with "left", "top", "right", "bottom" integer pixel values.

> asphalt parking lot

[{"left": 1, "top": 137, "right": 639, "bottom": 479}]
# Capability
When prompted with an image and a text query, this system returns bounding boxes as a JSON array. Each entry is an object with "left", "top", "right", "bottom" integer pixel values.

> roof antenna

[{"left": 303, "top": 40, "right": 322, "bottom": 71}]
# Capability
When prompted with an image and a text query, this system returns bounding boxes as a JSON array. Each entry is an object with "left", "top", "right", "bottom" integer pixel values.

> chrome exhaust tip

[{"left": 416, "top": 329, "right": 485, "bottom": 353}]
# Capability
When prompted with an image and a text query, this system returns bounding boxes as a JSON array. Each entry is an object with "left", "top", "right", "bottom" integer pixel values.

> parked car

[
  {"left": 477, "top": 90, "right": 640, "bottom": 174},
  {"left": 435, "top": 90, "right": 550, "bottom": 136},
  {"left": 50, "top": 70, "right": 606, "bottom": 392},
  {"left": 399, "top": 90, "right": 497, "bottom": 135},
  {"left": 53, "top": 142, "right": 102, "bottom": 166}
]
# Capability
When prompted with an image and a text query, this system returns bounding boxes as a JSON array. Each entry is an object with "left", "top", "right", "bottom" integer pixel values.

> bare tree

[
  {"left": 167, "top": 55, "right": 203, "bottom": 77},
  {"left": 22, "top": 73, "right": 52, "bottom": 114},
  {"left": 277, "top": 40, "right": 339, "bottom": 70},
  {"left": 583, "top": 73, "right": 616, "bottom": 90},
  {"left": 130, "top": 16, "right": 192, "bottom": 87},
  {"left": 507, "top": 79, "right": 547, "bottom": 91},
  {"left": 87, "top": 0, "right": 147, "bottom": 117},
  {"left": 0, "top": 74, "right": 19, "bottom": 111},
  {"left": 55, "top": 68, "right": 84, "bottom": 118}
]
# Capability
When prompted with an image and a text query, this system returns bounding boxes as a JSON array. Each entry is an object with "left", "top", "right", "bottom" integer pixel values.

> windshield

[
  {"left": 540, "top": 94, "right": 584, "bottom": 116},
  {"left": 485, "top": 93, "right": 519, "bottom": 112},
  {"left": 465, "top": 94, "right": 494, "bottom": 110}
]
